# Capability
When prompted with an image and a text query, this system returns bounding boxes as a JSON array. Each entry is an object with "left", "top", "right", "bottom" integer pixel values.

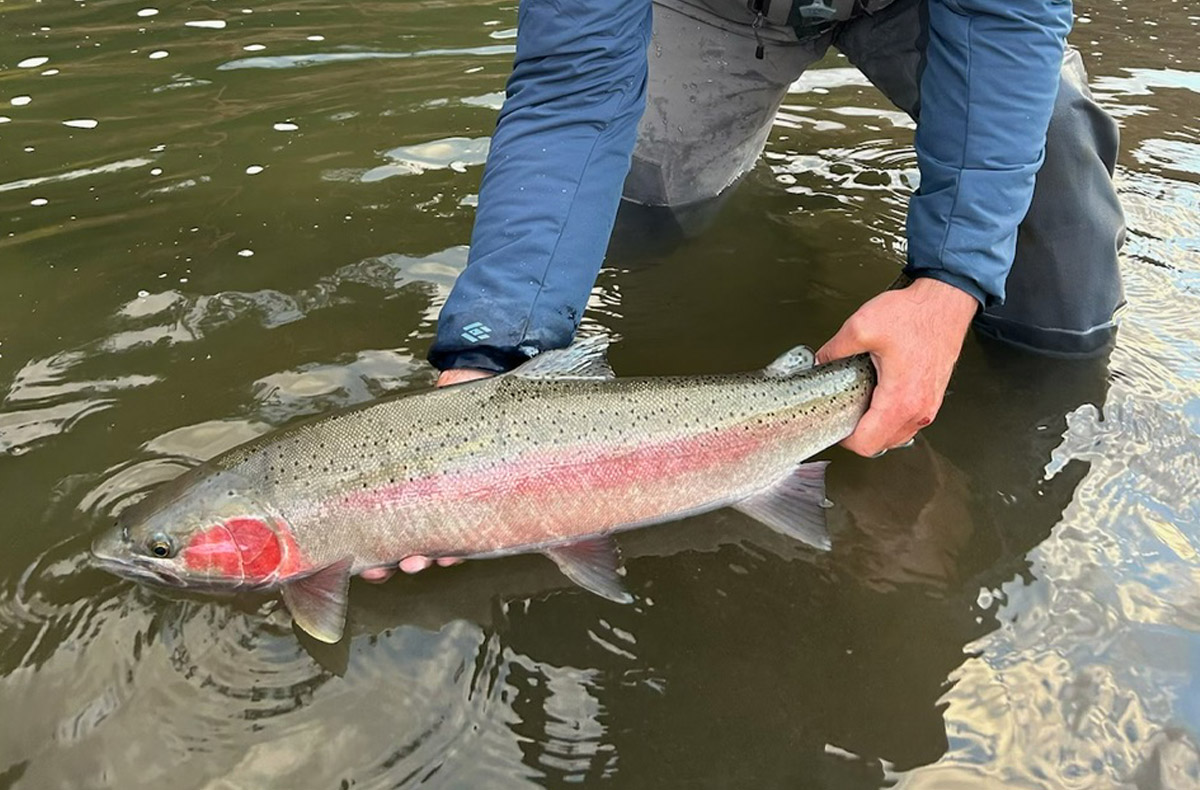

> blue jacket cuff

[{"left": 428, "top": 345, "right": 530, "bottom": 374}]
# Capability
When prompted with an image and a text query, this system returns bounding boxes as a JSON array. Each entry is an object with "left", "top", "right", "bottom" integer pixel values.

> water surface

[{"left": 2, "top": 1, "right": 1199, "bottom": 787}]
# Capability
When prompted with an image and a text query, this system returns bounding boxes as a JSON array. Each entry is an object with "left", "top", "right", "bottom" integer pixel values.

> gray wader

[{"left": 624, "top": 0, "right": 1126, "bottom": 356}]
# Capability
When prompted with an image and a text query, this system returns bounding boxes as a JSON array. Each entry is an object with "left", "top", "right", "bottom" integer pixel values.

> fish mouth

[
  {"left": 89, "top": 553, "right": 260, "bottom": 593},
  {"left": 89, "top": 553, "right": 186, "bottom": 588}
]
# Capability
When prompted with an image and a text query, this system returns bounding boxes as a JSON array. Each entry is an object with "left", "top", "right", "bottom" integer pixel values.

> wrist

[
  {"left": 904, "top": 276, "right": 979, "bottom": 326},
  {"left": 902, "top": 265, "right": 989, "bottom": 307}
]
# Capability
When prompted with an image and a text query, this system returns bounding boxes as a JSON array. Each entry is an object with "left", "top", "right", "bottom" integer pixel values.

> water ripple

[
  {"left": 217, "top": 44, "right": 515, "bottom": 72},
  {"left": 0, "top": 158, "right": 154, "bottom": 194},
  {"left": 0, "top": 247, "right": 468, "bottom": 455}
]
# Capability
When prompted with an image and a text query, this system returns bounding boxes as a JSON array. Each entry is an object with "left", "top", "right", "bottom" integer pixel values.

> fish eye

[{"left": 147, "top": 534, "right": 175, "bottom": 559}]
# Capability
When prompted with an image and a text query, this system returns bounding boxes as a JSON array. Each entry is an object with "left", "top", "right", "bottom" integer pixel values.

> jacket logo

[{"left": 461, "top": 322, "right": 492, "bottom": 343}]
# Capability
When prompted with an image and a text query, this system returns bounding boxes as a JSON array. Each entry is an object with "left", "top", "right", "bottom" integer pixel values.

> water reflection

[
  {"left": 1, "top": 340, "right": 1103, "bottom": 787},
  {"left": 217, "top": 44, "right": 516, "bottom": 73},
  {"left": 0, "top": 246, "right": 467, "bottom": 456},
  {"left": 1, "top": 0, "right": 1199, "bottom": 787},
  {"left": 0, "top": 158, "right": 154, "bottom": 195}
]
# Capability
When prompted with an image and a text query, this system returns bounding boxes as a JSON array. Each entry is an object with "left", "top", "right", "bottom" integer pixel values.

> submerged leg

[
  {"left": 974, "top": 51, "right": 1125, "bottom": 356},
  {"left": 619, "top": 0, "right": 830, "bottom": 224}
]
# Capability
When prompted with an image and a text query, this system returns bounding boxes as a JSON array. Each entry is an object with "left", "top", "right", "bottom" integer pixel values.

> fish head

[{"left": 92, "top": 470, "right": 302, "bottom": 591}]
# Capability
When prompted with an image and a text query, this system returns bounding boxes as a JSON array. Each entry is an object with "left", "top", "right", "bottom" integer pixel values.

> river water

[{"left": 1, "top": 1, "right": 1198, "bottom": 788}]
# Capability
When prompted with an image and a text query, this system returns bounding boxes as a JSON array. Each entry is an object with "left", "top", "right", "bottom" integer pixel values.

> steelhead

[{"left": 92, "top": 338, "right": 875, "bottom": 643}]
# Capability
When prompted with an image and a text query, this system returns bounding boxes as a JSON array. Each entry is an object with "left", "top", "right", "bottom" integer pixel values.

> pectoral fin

[
  {"left": 733, "top": 462, "right": 832, "bottom": 550},
  {"left": 544, "top": 537, "right": 633, "bottom": 604},
  {"left": 280, "top": 557, "right": 353, "bottom": 644}
]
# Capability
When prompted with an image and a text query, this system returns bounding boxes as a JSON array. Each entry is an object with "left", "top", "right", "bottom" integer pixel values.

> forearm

[
  {"left": 905, "top": 0, "right": 1073, "bottom": 305},
  {"left": 429, "top": 0, "right": 651, "bottom": 372}
]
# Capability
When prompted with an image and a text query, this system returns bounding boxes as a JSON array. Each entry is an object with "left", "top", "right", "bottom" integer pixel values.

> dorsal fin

[
  {"left": 510, "top": 335, "right": 615, "bottom": 380},
  {"left": 764, "top": 345, "right": 816, "bottom": 378}
]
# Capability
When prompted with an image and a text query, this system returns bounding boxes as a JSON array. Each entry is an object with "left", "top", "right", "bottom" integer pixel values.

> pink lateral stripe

[{"left": 337, "top": 417, "right": 785, "bottom": 521}]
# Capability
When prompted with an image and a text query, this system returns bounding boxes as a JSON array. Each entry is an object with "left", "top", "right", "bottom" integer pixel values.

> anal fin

[
  {"left": 544, "top": 536, "right": 633, "bottom": 604},
  {"left": 280, "top": 557, "right": 353, "bottom": 644},
  {"left": 733, "top": 462, "right": 832, "bottom": 550}
]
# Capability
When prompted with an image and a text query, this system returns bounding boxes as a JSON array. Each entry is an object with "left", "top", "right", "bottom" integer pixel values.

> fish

[{"left": 91, "top": 337, "right": 875, "bottom": 643}]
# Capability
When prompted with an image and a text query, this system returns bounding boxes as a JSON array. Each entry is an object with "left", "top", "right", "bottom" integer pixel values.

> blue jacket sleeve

[
  {"left": 428, "top": 0, "right": 651, "bottom": 373},
  {"left": 904, "top": 0, "right": 1073, "bottom": 306}
]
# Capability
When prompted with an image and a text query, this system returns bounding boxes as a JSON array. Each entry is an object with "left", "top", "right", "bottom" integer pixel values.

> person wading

[{"left": 364, "top": 0, "right": 1125, "bottom": 579}]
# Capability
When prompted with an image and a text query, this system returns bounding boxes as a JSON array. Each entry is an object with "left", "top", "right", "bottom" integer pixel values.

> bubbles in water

[
  {"left": 11, "top": 96, "right": 32, "bottom": 107},
  {"left": 273, "top": 122, "right": 298, "bottom": 132},
  {"left": 976, "top": 587, "right": 996, "bottom": 609},
  {"left": 62, "top": 119, "right": 99, "bottom": 129},
  {"left": 148, "top": 51, "right": 169, "bottom": 60},
  {"left": 18, "top": 57, "right": 50, "bottom": 69}
]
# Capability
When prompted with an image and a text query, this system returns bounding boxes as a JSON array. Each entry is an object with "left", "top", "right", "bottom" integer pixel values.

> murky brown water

[{"left": 2, "top": 1, "right": 1199, "bottom": 787}]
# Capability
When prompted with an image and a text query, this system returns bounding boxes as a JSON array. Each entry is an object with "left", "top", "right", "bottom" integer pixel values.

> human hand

[
  {"left": 436, "top": 368, "right": 494, "bottom": 387},
  {"left": 815, "top": 277, "right": 978, "bottom": 458},
  {"left": 360, "top": 367, "right": 496, "bottom": 582}
]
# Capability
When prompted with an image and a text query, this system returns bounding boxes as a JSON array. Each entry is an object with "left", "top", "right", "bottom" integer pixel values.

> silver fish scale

[{"left": 207, "top": 354, "right": 874, "bottom": 572}]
